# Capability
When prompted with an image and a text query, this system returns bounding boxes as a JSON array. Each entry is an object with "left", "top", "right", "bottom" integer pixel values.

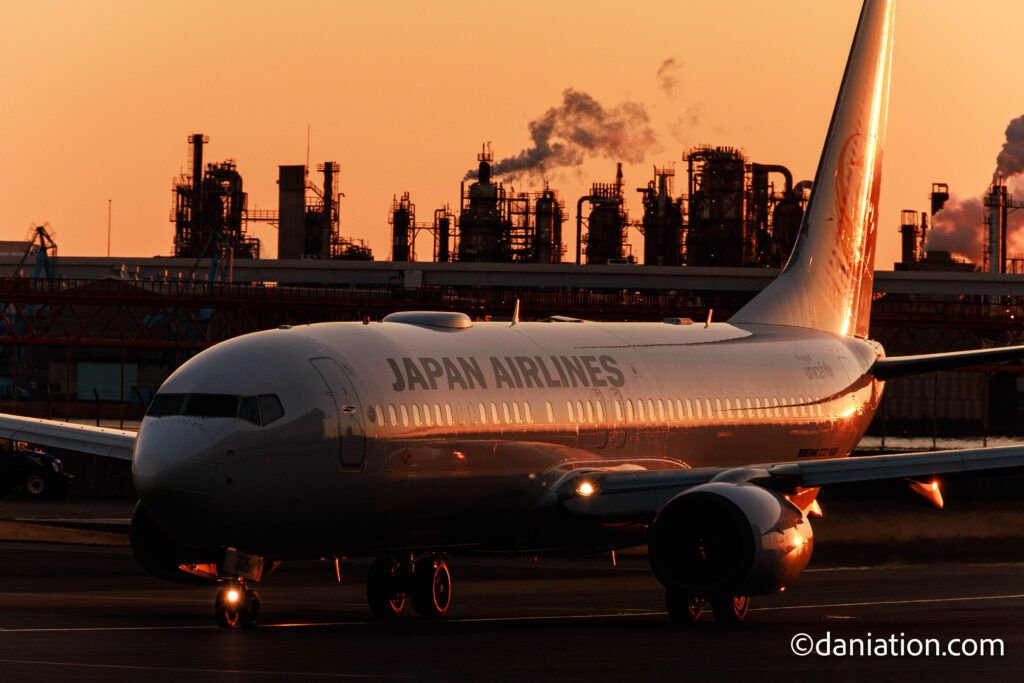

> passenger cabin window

[
  {"left": 388, "top": 405, "right": 398, "bottom": 427},
  {"left": 400, "top": 404, "right": 410, "bottom": 426},
  {"left": 445, "top": 403, "right": 454, "bottom": 426},
  {"left": 545, "top": 401, "right": 554, "bottom": 423},
  {"left": 524, "top": 402, "right": 534, "bottom": 424},
  {"left": 566, "top": 401, "right": 575, "bottom": 423},
  {"left": 374, "top": 404, "right": 386, "bottom": 427},
  {"left": 625, "top": 400, "right": 634, "bottom": 422}
]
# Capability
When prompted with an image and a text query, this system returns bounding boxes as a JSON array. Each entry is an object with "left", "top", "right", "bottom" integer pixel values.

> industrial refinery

[{"left": 4, "top": 131, "right": 1024, "bottom": 443}]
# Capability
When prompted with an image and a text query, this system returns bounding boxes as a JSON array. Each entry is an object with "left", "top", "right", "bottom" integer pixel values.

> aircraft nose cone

[{"left": 133, "top": 418, "right": 217, "bottom": 546}]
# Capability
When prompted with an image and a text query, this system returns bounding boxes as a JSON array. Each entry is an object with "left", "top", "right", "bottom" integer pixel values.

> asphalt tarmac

[{"left": 2, "top": 537, "right": 1024, "bottom": 683}]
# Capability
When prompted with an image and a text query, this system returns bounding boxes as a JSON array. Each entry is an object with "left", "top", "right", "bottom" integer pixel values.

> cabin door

[{"left": 310, "top": 356, "right": 366, "bottom": 470}]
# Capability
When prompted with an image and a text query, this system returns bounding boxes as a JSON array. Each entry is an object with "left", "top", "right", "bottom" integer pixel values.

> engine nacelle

[
  {"left": 130, "top": 501, "right": 220, "bottom": 585},
  {"left": 648, "top": 482, "right": 813, "bottom": 597}
]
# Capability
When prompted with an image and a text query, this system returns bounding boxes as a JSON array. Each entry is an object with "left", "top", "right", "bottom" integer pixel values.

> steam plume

[
  {"left": 927, "top": 194, "right": 983, "bottom": 262},
  {"left": 657, "top": 58, "right": 683, "bottom": 97},
  {"left": 995, "top": 114, "right": 1024, "bottom": 180},
  {"left": 465, "top": 89, "right": 658, "bottom": 180},
  {"left": 927, "top": 180, "right": 1024, "bottom": 263}
]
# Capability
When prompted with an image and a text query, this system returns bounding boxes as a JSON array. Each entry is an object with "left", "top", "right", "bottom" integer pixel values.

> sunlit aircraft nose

[{"left": 133, "top": 418, "right": 217, "bottom": 545}]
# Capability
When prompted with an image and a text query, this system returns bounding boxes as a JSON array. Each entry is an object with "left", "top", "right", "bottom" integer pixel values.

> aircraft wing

[
  {"left": 870, "top": 345, "right": 1024, "bottom": 380},
  {"left": 0, "top": 413, "right": 136, "bottom": 461},
  {"left": 556, "top": 445, "right": 1024, "bottom": 522}
]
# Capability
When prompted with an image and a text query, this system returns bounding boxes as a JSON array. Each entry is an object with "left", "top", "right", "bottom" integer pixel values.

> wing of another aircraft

[
  {"left": 0, "top": 413, "right": 136, "bottom": 461},
  {"left": 556, "top": 445, "right": 1024, "bottom": 522}
]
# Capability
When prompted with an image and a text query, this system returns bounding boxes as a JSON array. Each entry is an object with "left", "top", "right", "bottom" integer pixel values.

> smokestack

[
  {"left": 985, "top": 181, "right": 1008, "bottom": 273},
  {"left": 900, "top": 209, "right": 920, "bottom": 264}
]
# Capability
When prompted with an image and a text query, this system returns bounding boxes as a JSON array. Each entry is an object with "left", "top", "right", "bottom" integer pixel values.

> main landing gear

[
  {"left": 367, "top": 554, "right": 451, "bottom": 618},
  {"left": 215, "top": 580, "right": 261, "bottom": 628},
  {"left": 666, "top": 590, "right": 749, "bottom": 624}
]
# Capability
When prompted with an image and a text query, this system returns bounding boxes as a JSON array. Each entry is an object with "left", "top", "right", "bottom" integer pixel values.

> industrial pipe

[
  {"left": 751, "top": 164, "right": 793, "bottom": 194},
  {"left": 576, "top": 196, "right": 595, "bottom": 264}
]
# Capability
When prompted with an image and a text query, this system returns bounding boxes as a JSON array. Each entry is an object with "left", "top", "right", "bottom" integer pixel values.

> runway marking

[
  {"left": 3, "top": 592, "right": 1024, "bottom": 633},
  {"left": 0, "top": 659, "right": 400, "bottom": 679},
  {"left": 753, "top": 592, "right": 1024, "bottom": 612}
]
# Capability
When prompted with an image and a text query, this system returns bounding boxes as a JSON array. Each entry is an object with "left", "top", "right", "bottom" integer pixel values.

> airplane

[{"left": 3, "top": 0, "right": 1024, "bottom": 628}]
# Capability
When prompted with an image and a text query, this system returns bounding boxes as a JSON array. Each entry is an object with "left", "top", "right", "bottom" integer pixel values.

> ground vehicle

[{"left": 0, "top": 441, "right": 73, "bottom": 497}]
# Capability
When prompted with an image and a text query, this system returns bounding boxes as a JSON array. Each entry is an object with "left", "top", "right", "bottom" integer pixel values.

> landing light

[
  {"left": 576, "top": 481, "right": 597, "bottom": 497},
  {"left": 227, "top": 589, "right": 240, "bottom": 603}
]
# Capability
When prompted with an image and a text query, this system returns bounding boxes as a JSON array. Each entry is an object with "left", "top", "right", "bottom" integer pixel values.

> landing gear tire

[
  {"left": 665, "top": 590, "right": 704, "bottom": 623},
  {"left": 367, "top": 556, "right": 406, "bottom": 617},
  {"left": 411, "top": 556, "right": 451, "bottom": 618},
  {"left": 215, "top": 586, "right": 260, "bottom": 628},
  {"left": 215, "top": 587, "right": 241, "bottom": 628},
  {"left": 25, "top": 474, "right": 47, "bottom": 497},
  {"left": 711, "top": 594, "right": 749, "bottom": 623},
  {"left": 239, "top": 590, "right": 261, "bottom": 629}
]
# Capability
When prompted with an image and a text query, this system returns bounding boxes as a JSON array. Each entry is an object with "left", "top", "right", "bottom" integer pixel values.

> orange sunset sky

[{"left": 3, "top": 0, "right": 1023, "bottom": 269}]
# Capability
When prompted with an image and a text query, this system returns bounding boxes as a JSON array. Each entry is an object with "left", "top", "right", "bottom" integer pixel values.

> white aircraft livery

[{"left": 5, "top": 0, "right": 1024, "bottom": 627}]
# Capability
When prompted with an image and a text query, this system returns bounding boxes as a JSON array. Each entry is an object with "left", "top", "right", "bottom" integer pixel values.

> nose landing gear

[
  {"left": 366, "top": 554, "right": 451, "bottom": 618},
  {"left": 215, "top": 580, "right": 261, "bottom": 628}
]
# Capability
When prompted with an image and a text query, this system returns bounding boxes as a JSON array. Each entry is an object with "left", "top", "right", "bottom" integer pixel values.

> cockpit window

[
  {"left": 184, "top": 394, "right": 239, "bottom": 418},
  {"left": 259, "top": 394, "right": 284, "bottom": 425},
  {"left": 239, "top": 396, "right": 260, "bottom": 424},
  {"left": 147, "top": 393, "right": 186, "bottom": 417},
  {"left": 147, "top": 392, "right": 284, "bottom": 425}
]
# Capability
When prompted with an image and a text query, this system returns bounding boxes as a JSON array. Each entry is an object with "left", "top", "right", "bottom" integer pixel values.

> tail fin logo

[
  {"left": 729, "top": 0, "right": 893, "bottom": 338},
  {"left": 835, "top": 132, "right": 866, "bottom": 270}
]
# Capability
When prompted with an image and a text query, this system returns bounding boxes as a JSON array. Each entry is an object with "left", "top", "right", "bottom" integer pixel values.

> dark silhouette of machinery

[
  {"left": 578, "top": 164, "right": 631, "bottom": 265},
  {"left": 273, "top": 162, "right": 371, "bottom": 261},
  {"left": 637, "top": 168, "right": 684, "bottom": 266},
  {"left": 684, "top": 146, "right": 803, "bottom": 268},
  {"left": 171, "top": 134, "right": 260, "bottom": 261},
  {"left": 452, "top": 146, "right": 564, "bottom": 264}
]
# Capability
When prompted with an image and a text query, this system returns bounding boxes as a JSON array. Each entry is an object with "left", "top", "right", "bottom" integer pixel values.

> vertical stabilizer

[{"left": 730, "top": 0, "right": 894, "bottom": 338}]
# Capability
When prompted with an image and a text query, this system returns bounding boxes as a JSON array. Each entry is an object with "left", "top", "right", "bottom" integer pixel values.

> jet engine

[
  {"left": 130, "top": 501, "right": 220, "bottom": 585},
  {"left": 647, "top": 482, "right": 813, "bottom": 597}
]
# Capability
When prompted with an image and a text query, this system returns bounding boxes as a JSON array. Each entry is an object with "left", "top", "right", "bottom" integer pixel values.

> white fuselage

[{"left": 132, "top": 318, "right": 884, "bottom": 558}]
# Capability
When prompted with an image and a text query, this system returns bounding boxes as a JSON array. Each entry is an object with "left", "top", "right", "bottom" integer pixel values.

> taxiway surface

[{"left": 1, "top": 538, "right": 1023, "bottom": 682}]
